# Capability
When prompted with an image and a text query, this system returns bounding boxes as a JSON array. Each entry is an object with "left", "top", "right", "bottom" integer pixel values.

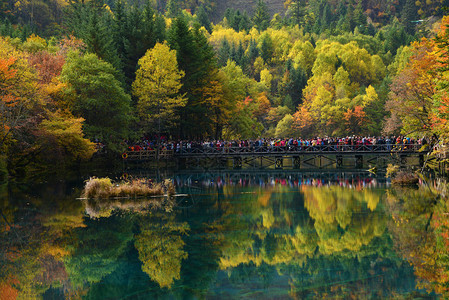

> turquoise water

[{"left": 0, "top": 172, "right": 444, "bottom": 299}]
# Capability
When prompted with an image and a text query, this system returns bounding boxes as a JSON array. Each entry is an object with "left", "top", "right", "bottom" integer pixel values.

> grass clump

[
  {"left": 81, "top": 177, "right": 175, "bottom": 199},
  {"left": 386, "top": 164, "right": 419, "bottom": 186},
  {"left": 391, "top": 171, "right": 419, "bottom": 186},
  {"left": 82, "top": 177, "right": 114, "bottom": 199}
]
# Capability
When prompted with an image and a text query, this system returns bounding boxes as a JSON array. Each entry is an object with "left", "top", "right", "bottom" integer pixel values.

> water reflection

[
  {"left": 386, "top": 185, "right": 449, "bottom": 296},
  {"left": 174, "top": 171, "right": 384, "bottom": 189},
  {"left": 0, "top": 173, "right": 445, "bottom": 299}
]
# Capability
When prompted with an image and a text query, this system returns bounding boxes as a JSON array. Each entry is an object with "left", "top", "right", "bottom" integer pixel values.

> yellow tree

[
  {"left": 39, "top": 112, "right": 96, "bottom": 162},
  {"left": 133, "top": 42, "right": 186, "bottom": 137},
  {"left": 196, "top": 77, "right": 231, "bottom": 139}
]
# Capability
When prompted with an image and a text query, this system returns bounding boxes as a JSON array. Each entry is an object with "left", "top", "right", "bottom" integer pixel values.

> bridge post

[
  {"left": 233, "top": 157, "right": 242, "bottom": 169},
  {"left": 293, "top": 156, "right": 300, "bottom": 169},
  {"left": 177, "top": 158, "right": 186, "bottom": 169},
  {"left": 275, "top": 157, "right": 283, "bottom": 169},
  {"left": 355, "top": 155, "right": 363, "bottom": 168},
  {"left": 336, "top": 155, "right": 343, "bottom": 167},
  {"left": 400, "top": 155, "right": 407, "bottom": 165},
  {"left": 419, "top": 154, "right": 424, "bottom": 167}
]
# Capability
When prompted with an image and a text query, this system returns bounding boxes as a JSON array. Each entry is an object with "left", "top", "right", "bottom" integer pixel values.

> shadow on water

[{"left": 0, "top": 171, "right": 446, "bottom": 299}]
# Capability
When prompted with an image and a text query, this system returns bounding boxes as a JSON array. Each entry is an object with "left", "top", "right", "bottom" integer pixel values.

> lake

[{"left": 0, "top": 171, "right": 447, "bottom": 299}]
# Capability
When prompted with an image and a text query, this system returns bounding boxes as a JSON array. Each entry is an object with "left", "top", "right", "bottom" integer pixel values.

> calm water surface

[{"left": 1, "top": 171, "right": 447, "bottom": 299}]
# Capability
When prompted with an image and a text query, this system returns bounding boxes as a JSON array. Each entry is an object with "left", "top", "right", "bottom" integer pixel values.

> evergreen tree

[
  {"left": 336, "top": 1, "right": 347, "bottom": 18},
  {"left": 278, "top": 59, "right": 307, "bottom": 109},
  {"left": 65, "top": 0, "right": 121, "bottom": 75},
  {"left": 252, "top": 0, "right": 270, "bottom": 31},
  {"left": 239, "top": 11, "right": 251, "bottom": 31},
  {"left": 286, "top": 0, "right": 305, "bottom": 26},
  {"left": 344, "top": 0, "right": 355, "bottom": 32},
  {"left": 354, "top": 0, "right": 367, "bottom": 32},
  {"left": 168, "top": 17, "right": 217, "bottom": 138},
  {"left": 231, "top": 10, "right": 241, "bottom": 31},
  {"left": 166, "top": 0, "right": 180, "bottom": 18},
  {"left": 154, "top": 12, "right": 166, "bottom": 43},
  {"left": 259, "top": 33, "right": 274, "bottom": 64},
  {"left": 85, "top": 9, "right": 121, "bottom": 73},
  {"left": 235, "top": 42, "right": 247, "bottom": 69},
  {"left": 196, "top": 5, "right": 212, "bottom": 33},
  {"left": 247, "top": 38, "right": 259, "bottom": 72},
  {"left": 124, "top": 7, "right": 155, "bottom": 88},
  {"left": 401, "top": 0, "right": 418, "bottom": 34},
  {"left": 384, "top": 22, "right": 411, "bottom": 55},
  {"left": 224, "top": 8, "right": 234, "bottom": 26},
  {"left": 366, "top": 23, "right": 376, "bottom": 36},
  {"left": 218, "top": 38, "right": 231, "bottom": 67},
  {"left": 111, "top": 2, "right": 158, "bottom": 90},
  {"left": 321, "top": 3, "right": 332, "bottom": 31},
  {"left": 230, "top": 44, "right": 238, "bottom": 62},
  {"left": 313, "top": 17, "right": 322, "bottom": 34}
]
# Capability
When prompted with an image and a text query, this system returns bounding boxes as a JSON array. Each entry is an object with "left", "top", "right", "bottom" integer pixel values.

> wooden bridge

[{"left": 123, "top": 144, "right": 430, "bottom": 169}]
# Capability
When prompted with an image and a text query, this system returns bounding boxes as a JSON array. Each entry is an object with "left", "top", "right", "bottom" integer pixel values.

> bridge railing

[
  {"left": 175, "top": 143, "right": 425, "bottom": 155},
  {"left": 123, "top": 144, "right": 427, "bottom": 160},
  {"left": 125, "top": 149, "right": 174, "bottom": 160}
]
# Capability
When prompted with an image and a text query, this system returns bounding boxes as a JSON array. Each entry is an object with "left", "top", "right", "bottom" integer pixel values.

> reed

[{"left": 81, "top": 177, "right": 174, "bottom": 199}]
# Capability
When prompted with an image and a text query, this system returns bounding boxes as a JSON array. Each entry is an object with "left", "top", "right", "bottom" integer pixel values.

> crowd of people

[{"left": 125, "top": 136, "right": 434, "bottom": 153}]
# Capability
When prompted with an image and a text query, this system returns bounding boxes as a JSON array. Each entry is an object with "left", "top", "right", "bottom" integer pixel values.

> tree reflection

[
  {"left": 0, "top": 182, "right": 85, "bottom": 299},
  {"left": 386, "top": 184, "right": 449, "bottom": 297},
  {"left": 63, "top": 214, "right": 135, "bottom": 290},
  {"left": 1, "top": 175, "right": 448, "bottom": 298},
  {"left": 303, "top": 186, "right": 385, "bottom": 254},
  {"left": 218, "top": 185, "right": 386, "bottom": 270},
  {"left": 135, "top": 213, "right": 189, "bottom": 288}
]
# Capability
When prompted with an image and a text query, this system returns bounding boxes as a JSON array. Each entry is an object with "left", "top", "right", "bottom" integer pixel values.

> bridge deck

[{"left": 124, "top": 144, "right": 426, "bottom": 161}]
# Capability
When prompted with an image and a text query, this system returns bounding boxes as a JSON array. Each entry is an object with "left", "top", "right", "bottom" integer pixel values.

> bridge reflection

[{"left": 170, "top": 170, "right": 388, "bottom": 189}]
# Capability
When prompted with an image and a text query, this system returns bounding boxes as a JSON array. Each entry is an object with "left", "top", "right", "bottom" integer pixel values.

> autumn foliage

[
  {"left": 0, "top": 36, "right": 95, "bottom": 177},
  {"left": 385, "top": 16, "right": 449, "bottom": 141}
]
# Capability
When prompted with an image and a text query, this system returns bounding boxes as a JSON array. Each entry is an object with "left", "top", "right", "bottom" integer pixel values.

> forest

[{"left": 1, "top": 0, "right": 449, "bottom": 177}]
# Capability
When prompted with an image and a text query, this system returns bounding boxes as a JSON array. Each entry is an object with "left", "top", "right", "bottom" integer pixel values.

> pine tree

[
  {"left": 247, "top": 38, "right": 259, "bottom": 69},
  {"left": 168, "top": 17, "right": 217, "bottom": 138},
  {"left": 345, "top": 0, "right": 355, "bottom": 32},
  {"left": 154, "top": 12, "right": 166, "bottom": 43},
  {"left": 218, "top": 38, "right": 231, "bottom": 67},
  {"left": 253, "top": 0, "right": 270, "bottom": 31},
  {"left": 166, "top": 0, "right": 180, "bottom": 18},
  {"left": 321, "top": 3, "right": 332, "bottom": 31},
  {"left": 287, "top": 0, "right": 305, "bottom": 26},
  {"left": 239, "top": 11, "right": 251, "bottom": 31},
  {"left": 84, "top": 10, "right": 121, "bottom": 73},
  {"left": 354, "top": 0, "right": 367, "bottom": 32},
  {"left": 231, "top": 10, "right": 242, "bottom": 31},
  {"left": 224, "top": 8, "right": 234, "bottom": 26},
  {"left": 235, "top": 42, "right": 247, "bottom": 69},
  {"left": 196, "top": 5, "right": 212, "bottom": 33},
  {"left": 66, "top": 0, "right": 121, "bottom": 77},
  {"left": 401, "top": 0, "right": 418, "bottom": 34},
  {"left": 113, "top": 0, "right": 127, "bottom": 71}
]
